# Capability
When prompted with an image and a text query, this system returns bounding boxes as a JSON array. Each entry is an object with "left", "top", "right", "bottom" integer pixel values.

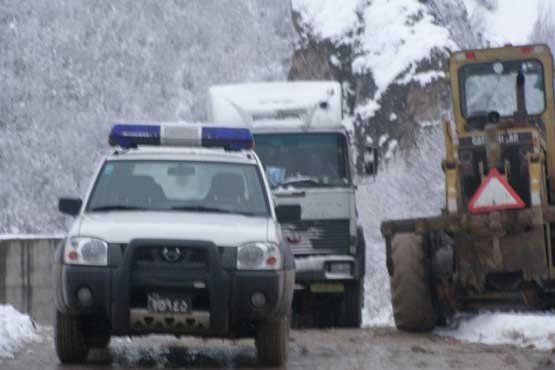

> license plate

[
  {"left": 310, "top": 282, "right": 344, "bottom": 293},
  {"left": 147, "top": 292, "right": 191, "bottom": 313}
]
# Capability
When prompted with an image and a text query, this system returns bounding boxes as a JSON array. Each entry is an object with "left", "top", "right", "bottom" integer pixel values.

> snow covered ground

[
  {"left": 0, "top": 305, "right": 39, "bottom": 359},
  {"left": 436, "top": 312, "right": 555, "bottom": 350}
]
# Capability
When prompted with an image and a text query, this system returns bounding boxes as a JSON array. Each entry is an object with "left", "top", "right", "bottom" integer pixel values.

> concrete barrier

[{"left": 0, "top": 236, "right": 62, "bottom": 325}]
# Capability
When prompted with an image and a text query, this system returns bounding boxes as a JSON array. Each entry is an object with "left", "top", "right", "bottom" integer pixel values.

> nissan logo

[{"left": 161, "top": 247, "right": 182, "bottom": 262}]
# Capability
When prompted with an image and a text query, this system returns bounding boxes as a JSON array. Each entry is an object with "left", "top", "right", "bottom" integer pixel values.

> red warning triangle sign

[{"left": 468, "top": 168, "right": 525, "bottom": 214}]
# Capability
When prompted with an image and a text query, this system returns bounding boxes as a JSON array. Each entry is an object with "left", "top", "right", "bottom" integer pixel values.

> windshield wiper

[
  {"left": 171, "top": 206, "right": 234, "bottom": 214},
  {"left": 278, "top": 177, "right": 327, "bottom": 188},
  {"left": 172, "top": 206, "right": 260, "bottom": 217},
  {"left": 89, "top": 205, "right": 148, "bottom": 212}
]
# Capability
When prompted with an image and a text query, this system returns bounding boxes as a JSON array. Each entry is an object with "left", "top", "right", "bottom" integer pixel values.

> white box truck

[{"left": 208, "top": 81, "right": 375, "bottom": 327}]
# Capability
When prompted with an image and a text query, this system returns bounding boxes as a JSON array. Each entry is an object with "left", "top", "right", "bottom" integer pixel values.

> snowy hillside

[
  {"left": 1, "top": 0, "right": 554, "bottom": 233},
  {"left": 0, "top": 0, "right": 294, "bottom": 233}
]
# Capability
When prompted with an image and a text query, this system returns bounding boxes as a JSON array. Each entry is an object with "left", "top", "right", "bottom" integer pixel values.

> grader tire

[{"left": 390, "top": 233, "right": 437, "bottom": 331}]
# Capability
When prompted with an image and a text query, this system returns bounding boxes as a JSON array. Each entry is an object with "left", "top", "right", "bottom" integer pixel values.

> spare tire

[{"left": 390, "top": 233, "right": 437, "bottom": 331}]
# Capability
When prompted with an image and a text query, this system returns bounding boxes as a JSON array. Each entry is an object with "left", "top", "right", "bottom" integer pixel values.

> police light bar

[{"left": 109, "top": 123, "right": 254, "bottom": 150}]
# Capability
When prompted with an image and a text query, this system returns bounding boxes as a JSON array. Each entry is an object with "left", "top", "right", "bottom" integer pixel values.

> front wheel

[
  {"left": 55, "top": 310, "right": 89, "bottom": 363},
  {"left": 339, "top": 280, "right": 363, "bottom": 327},
  {"left": 255, "top": 317, "right": 289, "bottom": 366}
]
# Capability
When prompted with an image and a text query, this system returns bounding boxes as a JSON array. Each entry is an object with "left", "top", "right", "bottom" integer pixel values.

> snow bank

[
  {"left": 358, "top": 126, "right": 445, "bottom": 326},
  {"left": 436, "top": 312, "right": 555, "bottom": 350},
  {"left": 0, "top": 305, "right": 39, "bottom": 359}
]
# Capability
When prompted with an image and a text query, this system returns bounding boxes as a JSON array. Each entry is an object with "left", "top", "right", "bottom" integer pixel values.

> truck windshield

[
  {"left": 254, "top": 133, "right": 350, "bottom": 188},
  {"left": 86, "top": 160, "right": 270, "bottom": 217},
  {"left": 459, "top": 59, "right": 545, "bottom": 118}
]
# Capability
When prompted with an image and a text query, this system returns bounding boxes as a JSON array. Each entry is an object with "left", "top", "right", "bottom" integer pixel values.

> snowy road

[{"left": 2, "top": 326, "right": 554, "bottom": 370}]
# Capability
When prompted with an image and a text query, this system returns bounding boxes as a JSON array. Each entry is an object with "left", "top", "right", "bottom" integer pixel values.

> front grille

[
  {"left": 129, "top": 245, "right": 211, "bottom": 312},
  {"left": 281, "top": 219, "right": 350, "bottom": 253},
  {"left": 132, "top": 246, "right": 208, "bottom": 270}
]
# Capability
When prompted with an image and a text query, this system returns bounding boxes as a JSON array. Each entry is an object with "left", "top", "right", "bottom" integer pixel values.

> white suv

[{"left": 54, "top": 123, "right": 295, "bottom": 366}]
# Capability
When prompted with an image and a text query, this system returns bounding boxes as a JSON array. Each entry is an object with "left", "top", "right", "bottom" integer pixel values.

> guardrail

[{"left": 0, "top": 236, "right": 63, "bottom": 324}]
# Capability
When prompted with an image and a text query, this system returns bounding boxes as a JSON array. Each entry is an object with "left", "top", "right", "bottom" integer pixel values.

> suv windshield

[
  {"left": 254, "top": 133, "right": 350, "bottom": 188},
  {"left": 459, "top": 59, "right": 546, "bottom": 118},
  {"left": 86, "top": 160, "right": 270, "bottom": 217}
]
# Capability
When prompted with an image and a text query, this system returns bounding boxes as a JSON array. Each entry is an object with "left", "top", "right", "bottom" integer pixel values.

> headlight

[
  {"left": 328, "top": 261, "right": 352, "bottom": 274},
  {"left": 64, "top": 237, "right": 108, "bottom": 266},
  {"left": 237, "top": 242, "right": 282, "bottom": 270}
]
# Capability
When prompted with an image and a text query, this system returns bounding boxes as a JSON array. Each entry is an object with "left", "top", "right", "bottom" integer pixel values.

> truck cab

[{"left": 208, "top": 81, "right": 366, "bottom": 327}]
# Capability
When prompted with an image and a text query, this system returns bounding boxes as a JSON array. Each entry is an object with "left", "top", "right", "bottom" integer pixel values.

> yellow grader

[{"left": 381, "top": 44, "right": 555, "bottom": 331}]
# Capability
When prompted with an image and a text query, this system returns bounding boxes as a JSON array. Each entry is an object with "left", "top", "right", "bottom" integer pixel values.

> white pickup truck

[{"left": 208, "top": 81, "right": 375, "bottom": 327}]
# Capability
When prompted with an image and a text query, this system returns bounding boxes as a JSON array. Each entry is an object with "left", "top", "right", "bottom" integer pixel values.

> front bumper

[
  {"left": 294, "top": 254, "right": 359, "bottom": 283},
  {"left": 381, "top": 207, "right": 555, "bottom": 279},
  {"left": 54, "top": 239, "right": 294, "bottom": 338}
]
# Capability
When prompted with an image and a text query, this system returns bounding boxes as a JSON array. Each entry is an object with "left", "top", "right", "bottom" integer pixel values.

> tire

[
  {"left": 83, "top": 318, "right": 110, "bottom": 348},
  {"left": 86, "top": 331, "right": 110, "bottom": 348},
  {"left": 390, "top": 233, "right": 437, "bottom": 331},
  {"left": 55, "top": 310, "right": 89, "bottom": 363},
  {"left": 338, "top": 226, "right": 366, "bottom": 327},
  {"left": 340, "top": 280, "right": 363, "bottom": 327},
  {"left": 255, "top": 317, "right": 289, "bottom": 366}
]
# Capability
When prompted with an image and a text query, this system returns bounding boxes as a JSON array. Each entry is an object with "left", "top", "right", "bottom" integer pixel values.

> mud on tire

[
  {"left": 390, "top": 233, "right": 437, "bottom": 331},
  {"left": 255, "top": 317, "right": 289, "bottom": 366},
  {"left": 55, "top": 310, "right": 89, "bottom": 363}
]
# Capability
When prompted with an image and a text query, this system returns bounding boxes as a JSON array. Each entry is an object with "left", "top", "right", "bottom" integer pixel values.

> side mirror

[
  {"left": 59, "top": 198, "right": 83, "bottom": 216},
  {"left": 364, "top": 146, "right": 380, "bottom": 176},
  {"left": 275, "top": 204, "right": 301, "bottom": 223}
]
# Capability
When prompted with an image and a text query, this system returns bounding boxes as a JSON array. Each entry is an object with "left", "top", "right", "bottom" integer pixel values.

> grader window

[{"left": 459, "top": 59, "right": 546, "bottom": 119}]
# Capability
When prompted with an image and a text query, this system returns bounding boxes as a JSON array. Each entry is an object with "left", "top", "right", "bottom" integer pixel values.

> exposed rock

[{"left": 288, "top": 0, "right": 462, "bottom": 170}]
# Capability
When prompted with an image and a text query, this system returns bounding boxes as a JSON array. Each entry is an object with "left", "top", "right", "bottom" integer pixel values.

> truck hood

[{"left": 74, "top": 211, "right": 271, "bottom": 246}]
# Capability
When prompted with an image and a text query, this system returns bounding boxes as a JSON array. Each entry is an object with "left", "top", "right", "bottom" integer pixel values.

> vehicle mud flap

[{"left": 111, "top": 239, "right": 230, "bottom": 335}]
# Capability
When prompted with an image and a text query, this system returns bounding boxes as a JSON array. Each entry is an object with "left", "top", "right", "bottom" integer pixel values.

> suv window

[{"left": 86, "top": 160, "right": 270, "bottom": 217}]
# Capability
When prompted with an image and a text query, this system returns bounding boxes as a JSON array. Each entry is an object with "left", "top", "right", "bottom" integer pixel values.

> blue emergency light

[{"left": 109, "top": 123, "right": 254, "bottom": 150}]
